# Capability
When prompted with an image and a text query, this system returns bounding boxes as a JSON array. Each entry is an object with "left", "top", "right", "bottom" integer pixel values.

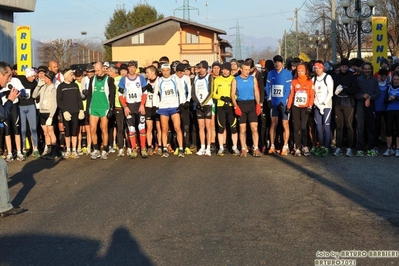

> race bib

[
  {"left": 294, "top": 91, "right": 307, "bottom": 105},
  {"left": 271, "top": 85, "right": 283, "bottom": 97}
]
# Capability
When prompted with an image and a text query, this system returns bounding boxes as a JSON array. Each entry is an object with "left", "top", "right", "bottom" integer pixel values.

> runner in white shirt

[{"left": 152, "top": 64, "right": 185, "bottom": 158}]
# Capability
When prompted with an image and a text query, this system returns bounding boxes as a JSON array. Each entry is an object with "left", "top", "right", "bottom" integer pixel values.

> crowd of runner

[{"left": 1, "top": 54, "right": 399, "bottom": 161}]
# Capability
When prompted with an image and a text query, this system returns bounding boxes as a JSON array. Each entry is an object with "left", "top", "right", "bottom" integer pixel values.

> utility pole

[
  {"left": 174, "top": 0, "right": 198, "bottom": 21},
  {"left": 230, "top": 21, "right": 243, "bottom": 59},
  {"left": 284, "top": 30, "right": 287, "bottom": 59},
  {"left": 331, "top": 0, "right": 337, "bottom": 64},
  {"left": 295, "top": 8, "right": 299, "bottom": 56}
]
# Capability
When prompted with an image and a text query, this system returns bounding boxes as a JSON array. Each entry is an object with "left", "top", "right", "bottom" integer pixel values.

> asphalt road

[{"left": 1, "top": 151, "right": 399, "bottom": 266}]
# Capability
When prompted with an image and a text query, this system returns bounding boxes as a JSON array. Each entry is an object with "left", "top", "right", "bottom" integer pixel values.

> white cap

[
  {"left": 104, "top": 62, "right": 110, "bottom": 67},
  {"left": 160, "top": 63, "right": 171, "bottom": 69},
  {"left": 25, "top": 67, "right": 36, "bottom": 77}
]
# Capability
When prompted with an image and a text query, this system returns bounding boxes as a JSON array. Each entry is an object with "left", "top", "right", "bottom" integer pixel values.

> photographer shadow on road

[
  {"left": 0, "top": 226, "right": 153, "bottom": 265},
  {"left": 7, "top": 157, "right": 62, "bottom": 207}
]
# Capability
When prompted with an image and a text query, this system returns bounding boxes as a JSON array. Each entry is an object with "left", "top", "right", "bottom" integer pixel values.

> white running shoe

[
  {"left": 205, "top": 149, "right": 211, "bottom": 156},
  {"left": 100, "top": 150, "right": 108, "bottom": 159},
  {"left": 196, "top": 148, "right": 206, "bottom": 156}
]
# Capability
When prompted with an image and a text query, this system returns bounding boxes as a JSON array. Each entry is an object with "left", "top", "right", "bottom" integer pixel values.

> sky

[{"left": 15, "top": 0, "right": 309, "bottom": 53}]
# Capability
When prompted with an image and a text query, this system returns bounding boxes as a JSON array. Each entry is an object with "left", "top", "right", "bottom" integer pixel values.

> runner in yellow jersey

[{"left": 213, "top": 63, "right": 239, "bottom": 156}]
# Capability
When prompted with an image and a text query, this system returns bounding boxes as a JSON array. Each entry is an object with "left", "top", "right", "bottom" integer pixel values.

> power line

[
  {"left": 205, "top": 10, "right": 292, "bottom": 24},
  {"left": 298, "top": 0, "right": 308, "bottom": 11},
  {"left": 81, "top": 0, "right": 110, "bottom": 16}
]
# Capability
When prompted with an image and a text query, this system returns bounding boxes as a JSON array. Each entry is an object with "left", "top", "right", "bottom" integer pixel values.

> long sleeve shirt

[{"left": 57, "top": 81, "right": 83, "bottom": 113}]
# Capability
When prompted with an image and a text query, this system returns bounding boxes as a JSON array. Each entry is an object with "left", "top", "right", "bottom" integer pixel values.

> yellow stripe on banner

[
  {"left": 372, "top": 17, "right": 388, "bottom": 72},
  {"left": 16, "top": 26, "right": 32, "bottom": 75}
]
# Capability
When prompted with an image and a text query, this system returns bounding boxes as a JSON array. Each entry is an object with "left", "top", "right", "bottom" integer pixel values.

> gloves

[
  {"left": 145, "top": 83, "right": 154, "bottom": 94},
  {"left": 335, "top": 85, "right": 343, "bottom": 95},
  {"left": 45, "top": 117, "right": 52, "bottom": 126},
  {"left": 306, "top": 106, "right": 312, "bottom": 114},
  {"left": 319, "top": 107, "right": 324, "bottom": 116},
  {"left": 234, "top": 106, "right": 242, "bottom": 116},
  {"left": 267, "top": 101, "right": 272, "bottom": 109},
  {"left": 278, "top": 102, "right": 285, "bottom": 111},
  {"left": 285, "top": 108, "right": 291, "bottom": 115},
  {"left": 184, "top": 101, "right": 190, "bottom": 109},
  {"left": 256, "top": 104, "right": 261, "bottom": 116},
  {"left": 107, "top": 108, "right": 113, "bottom": 119},
  {"left": 220, "top": 96, "right": 232, "bottom": 103},
  {"left": 78, "top": 110, "right": 85, "bottom": 120},
  {"left": 63, "top": 111, "right": 72, "bottom": 121},
  {"left": 19, "top": 89, "right": 27, "bottom": 100}
]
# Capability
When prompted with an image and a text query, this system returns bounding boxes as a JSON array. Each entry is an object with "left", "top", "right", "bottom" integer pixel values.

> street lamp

[
  {"left": 340, "top": 0, "right": 375, "bottom": 59},
  {"left": 309, "top": 30, "right": 327, "bottom": 60}
]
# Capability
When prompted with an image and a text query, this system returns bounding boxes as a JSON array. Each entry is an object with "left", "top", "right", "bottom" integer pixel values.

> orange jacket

[{"left": 287, "top": 77, "right": 314, "bottom": 108}]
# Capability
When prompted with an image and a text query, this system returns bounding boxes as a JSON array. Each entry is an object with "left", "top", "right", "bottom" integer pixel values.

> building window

[
  {"left": 186, "top": 32, "right": 199, "bottom": 44},
  {"left": 131, "top": 33, "right": 144, "bottom": 44}
]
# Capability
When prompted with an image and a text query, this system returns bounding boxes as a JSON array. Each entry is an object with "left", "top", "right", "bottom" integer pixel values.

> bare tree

[
  {"left": 37, "top": 39, "right": 105, "bottom": 69},
  {"left": 303, "top": 0, "right": 357, "bottom": 59},
  {"left": 247, "top": 46, "right": 278, "bottom": 61}
]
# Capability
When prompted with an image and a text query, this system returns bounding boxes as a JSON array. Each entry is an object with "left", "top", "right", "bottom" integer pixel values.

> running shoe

[
  {"left": 356, "top": 150, "right": 364, "bottom": 157},
  {"left": 321, "top": 147, "right": 329, "bottom": 157},
  {"left": 367, "top": 149, "right": 377, "bottom": 157},
  {"left": 77, "top": 149, "right": 84, "bottom": 156},
  {"left": 63, "top": 150, "right": 71, "bottom": 159},
  {"left": 108, "top": 146, "right": 116, "bottom": 153},
  {"left": 71, "top": 151, "right": 80, "bottom": 159},
  {"left": 302, "top": 146, "right": 311, "bottom": 157},
  {"left": 205, "top": 149, "right": 211, "bottom": 156},
  {"left": 5, "top": 154, "right": 13, "bottom": 162},
  {"left": 184, "top": 147, "right": 192, "bottom": 155},
  {"left": 16, "top": 152, "right": 26, "bottom": 161},
  {"left": 118, "top": 148, "right": 125, "bottom": 157},
  {"left": 196, "top": 148, "right": 206, "bottom": 156},
  {"left": 268, "top": 146, "right": 276, "bottom": 154},
  {"left": 314, "top": 146, "right": 322, "bottom": 156},
  {"left": 178, "top": 149, "right": 185, "bottom": 158},
  {"left": 91, "top": 149, "right": 101, "bottom": 160},
  {"left": 189, "top": 144, "right": 197, "bottom": 152},
  {"left": 396, "top": 149, "right": 399, "bottom": 157},
  {"left": 82, "top": 147, "right": 87, "bottom": 155},
  {"left": 100, "top": 150, "right": 108, "bottom": 160},
  {"left": 372, "top": 147, "right": 379, "bottom": 156},
  {"left": 253, "top": 148, "right": 262, "bottom": 157},
  {"left": 161, "top": 150, "right": 169, "bottom": 158},
  {"left": 156, "top": 147, "right": 163, "bottom": 156},
  {"left": 383, "top": 148, "right": 394, "bottom": 157},
  {"left": 232, "top": 148, "right": 240, "bottom": 156},
  {"left": 173, "top": 148, "right": 179, "bottom": 156},
  {"left": 281, "top": 146, "right": 289, "bottom": 156},
  {"left": 310, "top": 146, "right": 316, "bottom": 154},
  {"left": 345, "top": 148, "right": 353, "bottom": 157},
  {"left": 240, "top": 149, "right": 247, "bottom": 158},
  {"left": 131, "top": 149, "right": 138, "bottom": 159},
  {"left": 126, "top": 148, "right": 132, "bottom": 157},
  {"left": 141, "top": 148, "right": 148, "bottom": 158},
  {"left": 334, "top": 147, "right": 343, "bottom": 157},
  {"left": 294, "top": 149, "right": 301, "bottom": 157},
  {"left": 147, "top": 146, "right": 154, "bottom": 156},
  {"left": 217, "top": 149, "right": 224, "bottom": 156},
  {"left": 32, "top": 149, "right": 41, "bottom": 158}
]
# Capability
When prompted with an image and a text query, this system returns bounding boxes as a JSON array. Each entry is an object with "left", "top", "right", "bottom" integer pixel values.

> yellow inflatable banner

[
  {"left": 372, "top": 17, "right": 388, "bottom": 72},
  {"left": 16, "top": 26, "right": 32, "bottom": 74}
]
